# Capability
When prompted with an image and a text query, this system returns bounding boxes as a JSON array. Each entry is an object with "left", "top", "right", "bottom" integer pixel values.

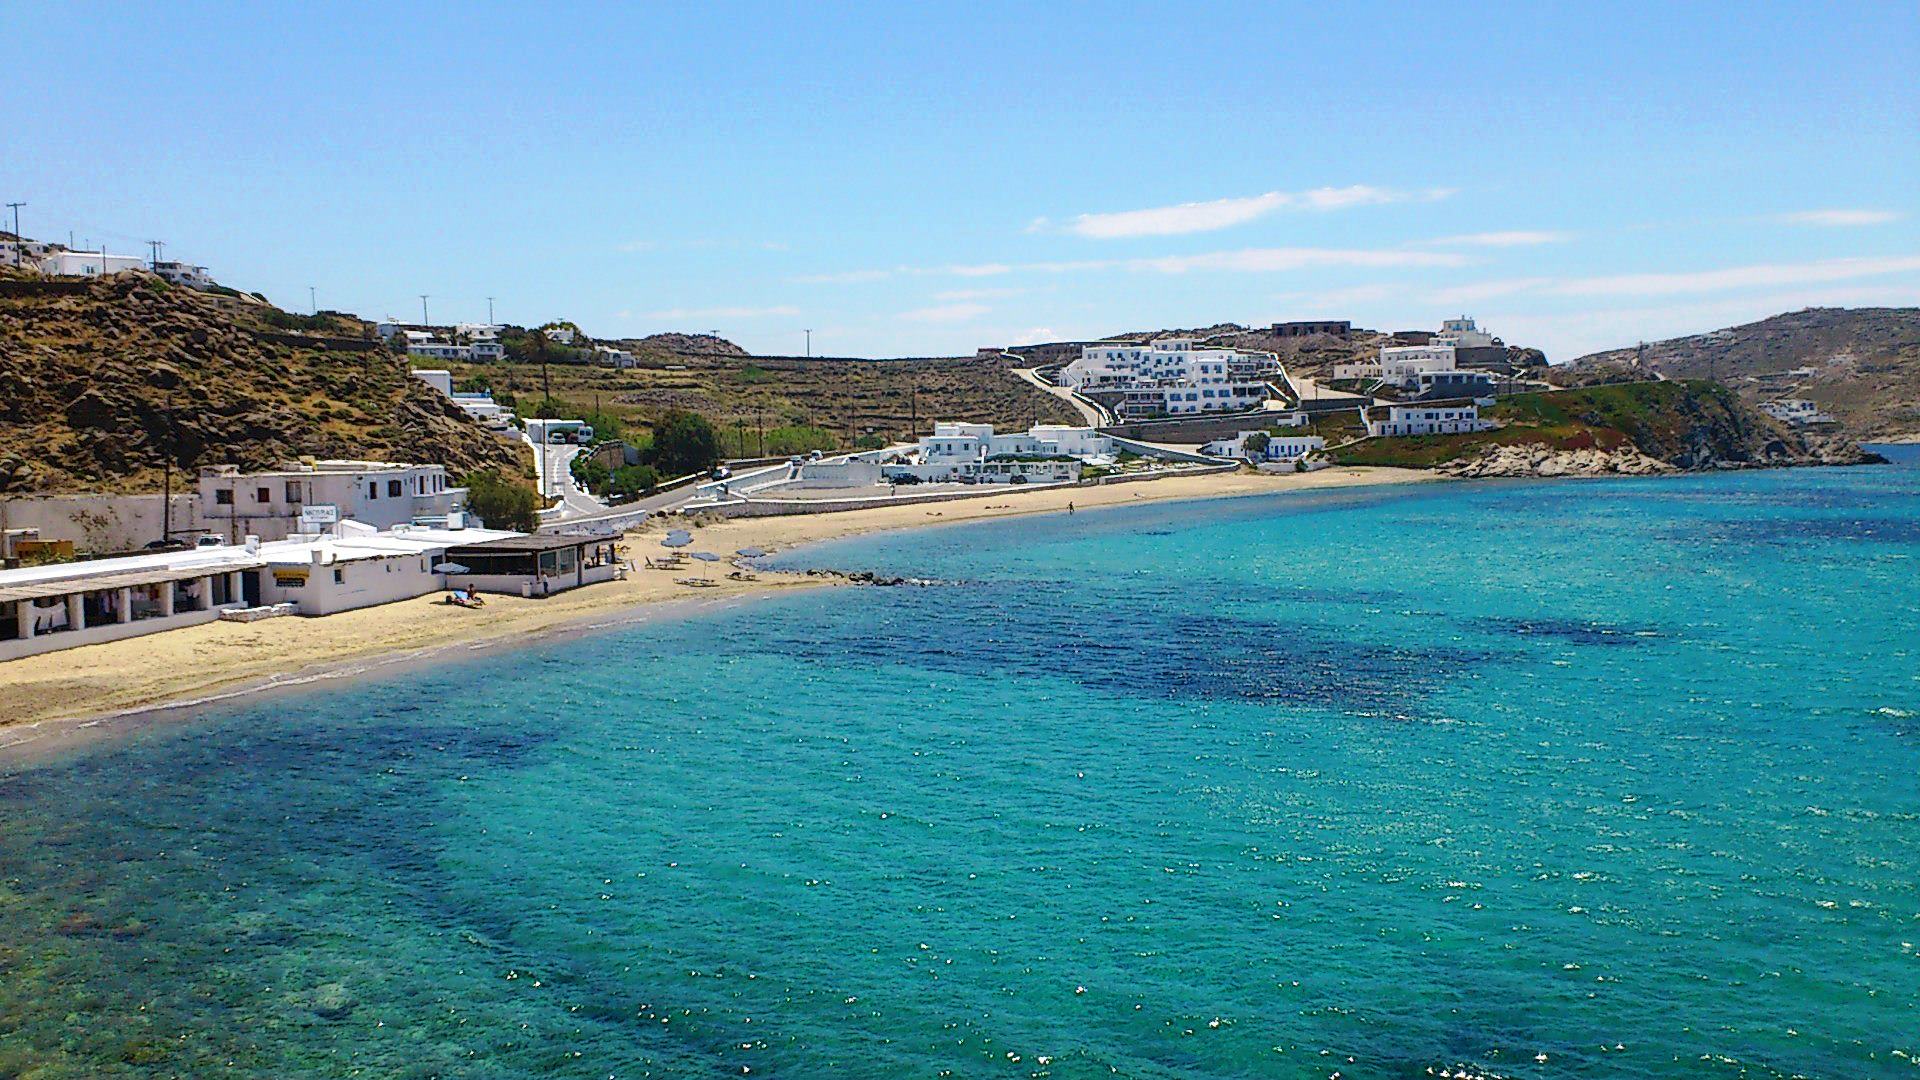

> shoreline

[{"left": 0, "top": 466, "right": 1434, "bottom": 767}]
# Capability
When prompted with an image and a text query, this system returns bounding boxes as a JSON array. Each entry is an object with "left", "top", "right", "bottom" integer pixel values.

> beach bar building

[
  {"left": 442, "top": 534, "right": 624, "bottom": 598},
  {"left": 0, "top": 548, "right": 261, "bottom": 662}
]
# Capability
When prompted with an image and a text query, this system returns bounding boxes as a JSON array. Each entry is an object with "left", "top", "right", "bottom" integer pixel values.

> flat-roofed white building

[
  {"left": 1060, "top": 339, "right": 1274, "bottom": 417},
  {"left": 408, "top": 342, "right": 472, "bottom": 361},
  {"left": 1365, "top": 402, "right": 1496, "bottom": 438},
  {"left": 0, "top": 543, "right": 262, "bottom": 661},
  {"left": 39, "top": 251, "right": 146, "bottom": 276},
  {"left": 886, "top": 421, "right": 1106, "bottom": 484},
  {"left": 1759, "top": 398, "right": 1835, "bottom": 425},
  {"left": 594, "top": 345, "right": 637, "bottom": 368},
  {"left": 255, "top": 521, "right": 521, "bottom": 616},
  {"left": 1201, "top": 431, "right": 1327, "bottom": 462},
  {"left": 1379, "top": 345, "right": 1458, "bottom": 387},
  {"left": 1432, "top": 316, "right": 1497, "bottom": 349},
  {"left": 198, "top": 461, "right": 466, "bottom": 542},
  {"left": 152, "top": 261, "right": 214, "bottom": 289}
]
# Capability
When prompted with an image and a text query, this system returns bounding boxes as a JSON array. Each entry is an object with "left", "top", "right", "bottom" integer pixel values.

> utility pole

[
  {"left": 309, "top": 285, "right": 317, "bottom": 314},
  {"left": 148, "top": 239, "right": 164, "bottom": 269},
  {"left": 5, "top": 203, "right": 23, "bottom": 267},
  {"left": 419, "top": 294, "right": 430, "bottom": 326},
  {"left": 161, "top": 390, "right": 176, "bottom": 543},
  {"left": 757, "top": 411, "right": 765, "bottom": 458},
  {"left": 909, "top": 384, "right": 918, "bottom": 438},
  {"left": 804, "top": 329, "right": 813, "bottom": 358},
  {"left": 487, "top": 296, "right": 495, "bottom": 324}
]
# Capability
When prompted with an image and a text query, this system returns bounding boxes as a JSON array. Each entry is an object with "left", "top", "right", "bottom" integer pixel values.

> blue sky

[{"left": 6, "top": 2, "right": 1916, "bottom": 360}]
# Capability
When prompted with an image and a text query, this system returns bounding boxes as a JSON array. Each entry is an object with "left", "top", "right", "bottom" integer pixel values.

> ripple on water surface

[{"left": 1, "top": 464, "right": 1917, "bottom": 1078}]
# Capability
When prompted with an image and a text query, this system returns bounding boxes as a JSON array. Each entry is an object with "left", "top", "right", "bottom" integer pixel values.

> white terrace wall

[{"left": 0, "top": 494, "right": 208, "bottom": 554}]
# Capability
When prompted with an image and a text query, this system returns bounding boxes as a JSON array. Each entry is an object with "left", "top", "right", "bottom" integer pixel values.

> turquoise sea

[{"left": 2, "top": 453, "right": 1917, "bottom": 1079}]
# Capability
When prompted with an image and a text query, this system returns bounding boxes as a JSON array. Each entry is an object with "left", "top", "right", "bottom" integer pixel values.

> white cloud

[
  {"left": 1423, "top": 277, "right": 1557, "bottom": 305},
  {"left": 1553, "top": 255, "right": 1920, "bottom": 297},
  {"left": 643, "top": 305, "right": 801, "bottom": 320},
  {"left": 791, "top": 268, "right": 898, "bottom": 284},
  {"left": 899, "top": 302, "right": 991, "bottom": 323},
  {"left": 616, "top": 240, "right": 658, "bottom": 253},
  {"left": 1129, "top": 247, "right": 1468, "bottom": 274},
  {"left": 1777, "top": 209, "right": 1903, "bottom": 227},
  {"left": 793, "top": 245, "right": 1468, "bottom": 285},
  {"left": 1056, "top": 185, "right": 1454, "bottom": 239},
  {"left": 1425, "top": 230, "right": 1573, "bottom": 247},
  {"left": 935, "top": 287, "right": 1027, "bottom": 301}
]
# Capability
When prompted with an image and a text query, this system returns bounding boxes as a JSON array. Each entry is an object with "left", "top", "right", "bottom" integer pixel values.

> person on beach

[{"left": 1068, "top": 501, "right": 1075, "bottom": 514}]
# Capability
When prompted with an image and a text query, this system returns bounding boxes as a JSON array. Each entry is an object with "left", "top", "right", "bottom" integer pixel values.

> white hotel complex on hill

[{"left": 1060, "top": 339, "right": 1276, "bottom": 418}]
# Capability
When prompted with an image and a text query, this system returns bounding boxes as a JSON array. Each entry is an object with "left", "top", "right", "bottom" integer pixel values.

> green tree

[
  {"left": 852, "top": 433, "right": 886, "bottom": 450},
  {"left": 610, "top": 463, "right": 661, "bottom": 498},
  {"left": 646, "top": 411, "right": 722, "bottom": 476},
  {"left": 571, "top": 455, "right": 610, "bottom": 494},
  {"left": 1244, "top": 431, "right": 1271, "bottom": 455},
  {"left": 461, "top": 469, "right": 542, "bottom": 532}
]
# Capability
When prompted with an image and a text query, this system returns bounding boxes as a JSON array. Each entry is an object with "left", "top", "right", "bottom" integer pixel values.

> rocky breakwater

[{"left": 1443, "top": 445, "right": 1677, "bottom": 478}]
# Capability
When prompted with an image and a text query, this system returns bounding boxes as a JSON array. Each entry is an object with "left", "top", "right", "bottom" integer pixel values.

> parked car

[
  {"left": 195, "top": 534, "right": 225, "bottom": 548},
  {"left": 808, "top": 449, "right": 825, "bottom": 461},
  {"left": 710, "top": 466, "right": 733, "bottom": 481},
  {"left": 1008, "top": 474, "right": 1028, "bottom": 485},
  {"left": 788, "top": 455, "right": 804, "bottom": 467},
  {"left": 891, "top": 473, "right": 922, "bottom": 485}
]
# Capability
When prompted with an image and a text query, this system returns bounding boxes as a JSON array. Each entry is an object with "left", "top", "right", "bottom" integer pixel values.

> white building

[
  {"left": 1379, "top": 345, "right": 1458, "bottom": 387},
  {"left": 886, "top": 421, "right": 1108, "bottom": 484},
  {"left": 1060, "top": 339, "right": 1274, "bottom": 417},
  {"left": 1, "top": 238, "right": 61, "bottom": 264},
  {"left": 1760, "top": 398, "right": 1835, "bottom": 426},
  {"left": 1366, "top": 402, "right": 1496, "bottom": 438},
  {"left": 0, "top": 541, "right": 263, "bottom": 662},
  {"left": 0, "top": 520, "right": 539, "bottom": 660},
  {"left": 39, "top": 251, "right": 146, "bottom": 276},
  {"left": 408, "top": 342, "right": 472, "bottom": 362},
  {"left": 152, "top": 261, "right": 214, "bottom": 289},
  {"left": 1330, "top": 359, "right": 1383, "bottom": 381},
  {"left": 470, "top": 341, "right": 506, "bottom": 361},
  {"left": 255, "top": 521, "right": 521, "bottom": 616},
  {"left": 198, "top": 461, "right": 467, "bottom": 542},
  {"left": 412, "top": 369, "right": 515, "bottom": 429},
  {"left": 1201, "top": 431, "right": 1327, "bottom": 462},
  {"left": 456, "top": 323, "right": 502, "bottom": 342},
  {"left": 544, "top": 327, "right": 576, "bottom": 344},
  {"left": 1432, "top": 316, "right": 1498, "bottom": 349},
  {"left": 593, "top": 345, "right": 637, "bottom": 368}
]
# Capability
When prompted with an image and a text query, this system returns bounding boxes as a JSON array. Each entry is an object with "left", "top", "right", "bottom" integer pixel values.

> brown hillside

[
  {"left": 1560, "top": 307, "right": 1920, "bottom": 441},
  {"left": 0, "top": 272, "right": 528, "bottom": 495}
]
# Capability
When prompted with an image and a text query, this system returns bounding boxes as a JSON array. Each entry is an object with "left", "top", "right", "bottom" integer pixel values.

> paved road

[
  {"left": 531, "top": 440, "right": 613, "bottom": 518},
  {"left": 1012, "top": 368, "right": 1110, "bottom": 425}
]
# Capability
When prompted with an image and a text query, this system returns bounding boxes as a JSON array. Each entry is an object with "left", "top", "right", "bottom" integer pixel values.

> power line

[{"left": 148, "top": 239, "right": 164, "bottom": 269}]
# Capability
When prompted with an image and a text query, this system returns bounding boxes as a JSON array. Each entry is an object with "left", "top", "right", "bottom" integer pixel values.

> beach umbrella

[
  {"left": 432, "top": 562, "right": 470, "bottom": 574},
  {"left": 690, "top": 551, "right": 722, "bottom": 562},
  {"left": 661, "top": 530, "right": 693, "bottom": 548},
  {"left": 735, "top": 546, "right": 767, "bottom": 558}
]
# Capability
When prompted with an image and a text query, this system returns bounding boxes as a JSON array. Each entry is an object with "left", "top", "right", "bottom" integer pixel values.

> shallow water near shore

[{"left": 2, "top": 456, "right": 1917, "bottom": 1078}]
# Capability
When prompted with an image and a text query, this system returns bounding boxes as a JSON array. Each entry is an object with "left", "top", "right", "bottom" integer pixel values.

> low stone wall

[{"left": 685, "top": 464, "right": 1238, "bottom": 518}]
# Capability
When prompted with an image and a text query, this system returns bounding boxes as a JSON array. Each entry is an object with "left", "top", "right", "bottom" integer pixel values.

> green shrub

[{"left": 462, "top": 469, "right": 542, "bottom": 532}]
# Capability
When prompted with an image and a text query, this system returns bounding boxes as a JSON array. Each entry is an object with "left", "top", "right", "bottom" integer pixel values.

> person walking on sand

[{"left": 1068, "top": 501, "right": 1075, "bottom": 515}]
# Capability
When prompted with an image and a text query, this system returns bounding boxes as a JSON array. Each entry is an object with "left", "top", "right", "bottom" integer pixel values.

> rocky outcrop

[
  {"left": 0, "top": 271, "right": 527, "bottom": 494},
  {"left": 1443, "top": 445, "right": 1677, "bottom": 478}
]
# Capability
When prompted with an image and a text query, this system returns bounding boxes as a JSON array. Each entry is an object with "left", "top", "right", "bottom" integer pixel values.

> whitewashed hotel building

[
  {"left": 1365, "top": 402, "right": 1496, "bottom": 438},
  {"left": 1060, "top": 339, "right": 1274, "bottom": 418}
]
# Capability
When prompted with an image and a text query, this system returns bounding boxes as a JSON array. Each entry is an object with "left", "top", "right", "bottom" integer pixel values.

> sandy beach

[{"left": 0, "top": 466, "right": 1433, "bottom": 762}]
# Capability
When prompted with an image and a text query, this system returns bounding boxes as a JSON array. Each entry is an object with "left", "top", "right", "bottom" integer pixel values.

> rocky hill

[
  {"left": 1557, "top": 307, "right": 1920, "bottom": 442},
  {"left": 1329, "top": 381, "right": 1880, "bottom": 476},
  {"left": 0, "top": 272, "right": 527, "bottom": 495}
]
